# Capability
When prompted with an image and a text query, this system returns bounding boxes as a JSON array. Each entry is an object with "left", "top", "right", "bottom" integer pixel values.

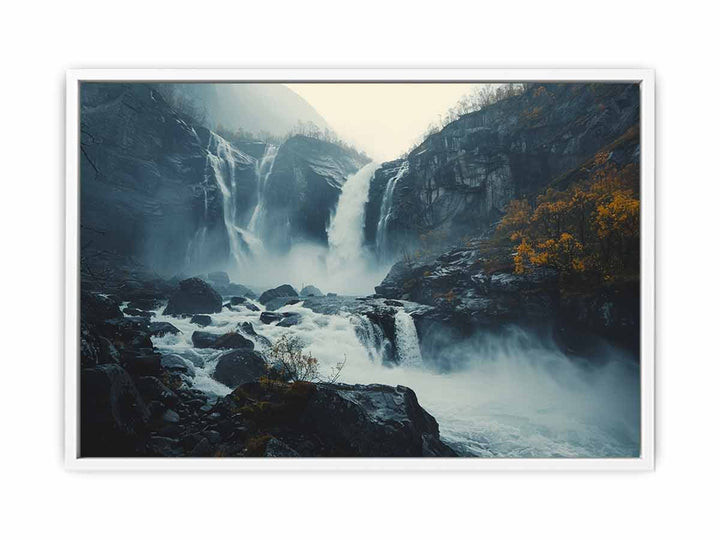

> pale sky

[{"left": 287, "top": 83, "right": 475, "bottom": 161}]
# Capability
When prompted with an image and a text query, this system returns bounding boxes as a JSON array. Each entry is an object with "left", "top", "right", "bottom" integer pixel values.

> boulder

[
  {"left": 264, "top": 297, "right": 301, "bottom": 311},
  {"left": 258, "top": 284, "right": 298, "bottom": 305},
  {"left": 259, "top": 312, "right": 284, "bottom": 324},
  {"left": 135, "top": 376, "right": 179, "bottom": 408},
  {"left": 277, "top": 313, "right": 303, "bottom": 327},
  {"left": 218, "top": 381, "right": 456, "bottom": 457},
  {"left": 127, "top": 298, "right": 163, "bottom": 311},
  {"left": 190, "top": 314, "right": 212, "bottom": 327},
  {"left": 81, "top": 291, "right": 123, "bottom": 327},
  {"left": 238, "top": 322, "right": 272, "bottom": 348},
  {"left": 264, "top": 437, "right": 300, "bottom": 457},
  {"left": 191, "top": 331, "right": 254, "bottom": 350},
  {"left": 163, "top": 278, "right": 222, "bottom": 316},
  {"left": 148, "top": 322, "right": 181, "bottom": 337},
  {"left": 301, "top": 383, "right": 455, "bottom": 457},
  {"left": 300, "top": 285, "right": 323, "bottom": 297},
  {"left": 80, "top": 364, "right": 150, "bottom": 456},
  {"left": 212, "top": 350, "right": 267, "bottom": 388},
  {"left": 229, "top": 296, "right": 246, "bottom": 305},
  {"left": 160, "top": 354, "right": 194, "bottom": 376}
]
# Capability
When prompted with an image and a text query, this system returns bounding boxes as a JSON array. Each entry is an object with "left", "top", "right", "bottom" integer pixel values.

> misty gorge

[{"left": 79, "top": 81, "right": 641, "bottom": 458}]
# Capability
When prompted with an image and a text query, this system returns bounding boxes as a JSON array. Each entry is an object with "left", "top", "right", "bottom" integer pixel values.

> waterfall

[
  {"left": 393, "top": 309, "right": 423, "bottom": 367},
  {"left": 375, "top": 160, "right": 409, "bottom": 257},
  {"left": 206, "top": 133, "right": 246, "bottom": 266},
  {"left": 327, "top": 162, "right": 380, "bottom": 270},
  {"left": 351, "top": 313, "right": 391, "bottom": 364},
  {"left": 248, "top": 144, "right": 278, "bottom": 235}
]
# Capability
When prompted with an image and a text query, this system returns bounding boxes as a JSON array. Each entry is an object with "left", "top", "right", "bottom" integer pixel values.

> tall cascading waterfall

[
  {"left": 393, "top": 308, "right": 423, "bottom": 367},
  {"left": 375, "top": 160, "right": 409, "bottom": 258},
  {"left": 205, "top": 132, "right": 247, "bottom": 267},
  {"left": 247, "top": 144, "right": 278, "bottom": 236},
  {"left": 327, "top": 162, "right": 380, "bottom": 271}
]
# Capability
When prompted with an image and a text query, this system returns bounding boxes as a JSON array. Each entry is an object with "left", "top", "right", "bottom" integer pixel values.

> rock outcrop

[
  {"left": 212, "top": 350, "right": 267, "bottom": 388},
  {"left": 375, "top": 241, "right": 640, "bottom": 363},
  {"left": 258, "top": 284, "right": 298, "bottom": 305},
  {"left": 191, "top": 331, "right": 255, "bottom": 350},
  {"left": 213, "top": 381, "right": 456, "bottom": 457},
  {"left": 163, "top": 278, "right": 223, "bottom": 316},
  {"left": 80, "top": 83, "right": 258, "bottom": 274}
]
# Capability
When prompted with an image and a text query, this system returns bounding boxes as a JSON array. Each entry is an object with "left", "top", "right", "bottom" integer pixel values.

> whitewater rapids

[{"left": 150, "top": 299, "right": 640, "bottom": 458}]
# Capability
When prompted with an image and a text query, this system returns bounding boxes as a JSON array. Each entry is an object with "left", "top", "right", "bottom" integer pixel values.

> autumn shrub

[
  {"left": 264, "top": 334, "right": 346, "bottom": 384},
  {"left": 497, "top": 154, "right": 639, "bottom": 280}
]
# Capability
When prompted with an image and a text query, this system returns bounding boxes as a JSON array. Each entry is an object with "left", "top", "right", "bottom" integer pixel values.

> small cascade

[
  {"left": 393, "top": 308, "right": 423, "bottom": 368},
  {"left": 375, "top": 161, "right": 409, "bottom": 258},
  {"left": 327, "top": 162, "right": 380, "bottom": 271},
  {"left": 248, "top": 144, "right": 279, "bottom": 235},
  {"left": 351, "top": 313, "right": 391, "bottom": 364},
  {"left": 206, "top": 133, "right": 246, "bottom": 266}
]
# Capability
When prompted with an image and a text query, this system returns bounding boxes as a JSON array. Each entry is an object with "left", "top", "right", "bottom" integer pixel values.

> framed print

[{"left": 65, "top": 69, "right": 654, "bottom": 470}]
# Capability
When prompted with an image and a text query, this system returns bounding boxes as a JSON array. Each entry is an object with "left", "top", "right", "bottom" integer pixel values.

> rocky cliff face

[
  {"left": 365, "top": 83, "right": 640, "bottom": 257},
  {"left": 80, "top": 84, "right": 367, "bottom": 276},
  {"left": 80, "top": 83, "right": 257, "bottom": 275},
  {"left": 259, "top": 135, "right": 370, "bottom": 251}
]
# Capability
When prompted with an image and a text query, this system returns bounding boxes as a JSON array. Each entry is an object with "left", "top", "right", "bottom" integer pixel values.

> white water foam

[{"left": 148, "top": 299, "right": 639, "bottom": 458}]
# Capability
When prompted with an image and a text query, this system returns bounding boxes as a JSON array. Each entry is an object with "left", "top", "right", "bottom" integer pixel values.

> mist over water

[{"left": 221, "top": 160, "right": 391, "bottom": 295}]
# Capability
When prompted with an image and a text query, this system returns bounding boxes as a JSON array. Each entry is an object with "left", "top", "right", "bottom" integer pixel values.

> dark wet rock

[
  {"left": 303, "top": 383, "right": 455, "bottom": 457},
  {"left": 264, "top": 297, "right": 300, "bottom": 311},
  {"left": 135, "top": 376, "right": 178, "bottom": 408},
  {"left": 277, "top": 313, "right": 303, "bottom": 327},
  {"left": 259, "top": 311, "right": 301, "bottom": 327},
  {"left": 190, "top": 314, "right": 212, "bottom": 327},
  {"left": 148, "top": 436, "right": 183, "bottom": 457},
  {"left": 148, "top": 321, "right": 181, "bottom": 337},
  {"left": 227, "top": 297, "right": 261, "bottom": 312},
  {"left": 326, "top": 292, "right": 337, "bottom": 297},
  {"left": 259, "top": 312, "right": 284, "bottom": 324},
  {"left": 212, "top": 350, "right": 267, "bottom": 388},
  {"left": 81, "top": 364, "right": 150, "bottom": 456},
  {"left": 218, "top": 381, "right": 455, "bottom": 457},
  {"left": 264, "top": 437, "right": 300, "bottom": 457},
  {"left": 81, "top": 292, "right": 123, "bottom": 326},
  {"left": 238, "top": 322, "right": 272, "bottom": 348},
  {"left": 258, "top": 284, "right": 298, "bottom": 305},
  {"left": 191, "top": 331, "right": 254, "bottom": 350},
  {"left": 162, "top": 409, "right": 180, "bottom": 424},
  {"left": 80, "top": 324, "right": 121, "bottom": 368},
  {"left": 300, "top": 285, "right": 322, "bottom": 297},
  {"left": 127, "top": 298, "right": 163, "bottom": 311},
  {"left": 164, "top": 278, "right": 222, "bottom": 316},
  {"left": 160, "top": 354, "right": 194, "bottom": 376},
  {"left": 190, "top": 437, "right": 213, "bottom": 457},
  {"left": 122, "top": 352, "right": 162, "bottom": 376}
]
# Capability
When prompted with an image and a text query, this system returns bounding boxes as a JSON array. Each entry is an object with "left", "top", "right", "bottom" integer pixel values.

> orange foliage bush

[{"left": 498, "top": 156, "right": 639, "bottom": 279}]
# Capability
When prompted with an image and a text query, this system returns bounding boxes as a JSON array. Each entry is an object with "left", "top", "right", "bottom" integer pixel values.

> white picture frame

[{"left": 65, "top": 68, "right": 655, "bottom": 471}]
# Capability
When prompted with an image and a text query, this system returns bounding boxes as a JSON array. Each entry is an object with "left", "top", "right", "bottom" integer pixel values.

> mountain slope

[{"left": 165, "top": 83, "right": 329, "bottom": 136}]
